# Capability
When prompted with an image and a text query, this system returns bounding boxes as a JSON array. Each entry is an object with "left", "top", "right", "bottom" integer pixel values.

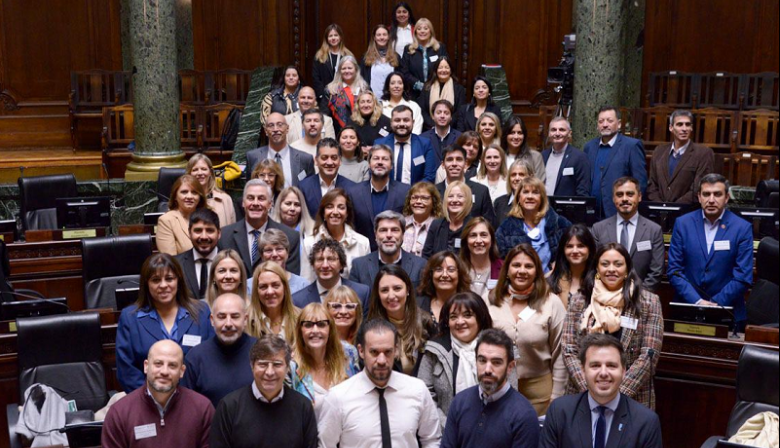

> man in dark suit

[
  {"left": 347, "top": 144, "right": 410, "bottom": 251},
  {"left": 542, "top": 117, "right": 591, "bottom": 197},
  {"left": 646, "top": 109, "right": 714, "bottom": 204},
  {"left": 436, "top": 145, "right": 496, "bottom": 228},
  {"left": 298, "top": 138, "right": 356, "bottom": 217},
  {"left": 218, "top": 179, "right": 301, "bottom": 275},
  {"left": 292, "top": 238, "right": 370, "bottom": 314},
  {"left": 349, "top": 211, "right": 426, "bottom": 290},
  {"left": 668, "top": 174, "right": 753, "bottom": 328},
  {"left": 591, "top": 177, "right": 664, "bottom": 291},
  {"left": 539, "top": 333, "right": 663, "bottom": 448},
  {"left": 245, "top": 112, "right": 315, "bottom": 187},
  {"left": 420, "top": 99, "right": 461, "bottom": 163},
  {"left": 374, "top": 105, "right": 437, "bottom": 185},
  {"left": 176, "top": 208, "right": 221, "bottom": 300},
  {"left": 584, "top": 106, "right": 647, "bottom": 218}
]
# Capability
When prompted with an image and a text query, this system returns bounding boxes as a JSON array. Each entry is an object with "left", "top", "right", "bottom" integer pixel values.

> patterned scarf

[{"left": 581, "top": 278, "right": 630, "bottom": 334}]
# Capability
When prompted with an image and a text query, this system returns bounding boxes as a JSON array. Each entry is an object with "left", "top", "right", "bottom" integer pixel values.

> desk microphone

[
  {"left": 670, "top": 271, "right": 738, "bottom": 337},
  {"left": 1, "top": 290, "right": 71, "bottom": 312},
  {"left": 115, "top": 279, "right": 140, "bottom": 286}
]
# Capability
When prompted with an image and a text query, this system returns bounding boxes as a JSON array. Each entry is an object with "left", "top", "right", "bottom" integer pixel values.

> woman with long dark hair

[
  {"left": 389, "top": 2, "right": 416, "bottom": 56},
  {"left": 260, "top": 65, "right": 301, "bottom": 127},
  {"left": 381, "top": 71, "right": 423, "bottom": 134},
  {"left": 548, "top": 224, "right": 598, "bottom": 308},
  {"left": 416, "top": 251, "right": 471, "bottom": 324},
  {"left": 454, "top": 75, "right": 503, "bottom": 132},
  {"left": 502, "top": 115, "right": 545, "bottom": 182},
  {"left": 417, "top": 56, "right": 466, "bottom": 131}
]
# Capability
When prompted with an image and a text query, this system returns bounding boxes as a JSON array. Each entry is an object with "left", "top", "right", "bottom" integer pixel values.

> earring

[{"left": 595, "top": 273, "right": 601, "bottom": 281}]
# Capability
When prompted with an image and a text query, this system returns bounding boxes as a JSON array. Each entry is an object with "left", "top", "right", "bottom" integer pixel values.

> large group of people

[{"left": 100, "top": 4, "right": 764, "bottom": 448}]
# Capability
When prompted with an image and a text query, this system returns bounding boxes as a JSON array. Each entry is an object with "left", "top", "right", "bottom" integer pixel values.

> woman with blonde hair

[
  {"left": 324, "top": 285, "right": 363, "bottom": 345},
  {"left": 206, "top": 249, "right": 248, "bottom": 306},
  {"left": 290, "top": 303, "right": 359, "bottom": 414},
  {"left": 422, "top": 180, "right": 473, "bottom": 259},
  {"left": 360, "top": 24, "right": 399, "bottom": 96},
  {"left": 350, "top": 91, "right": 391, "bottom": 150},
  {"left": 476, "top": 111, "right": 502, "bottom": 149},
  {"left": 495, "top": 177, "right": 571, "bottom": 272},
  {"left": 246, "top": 261, "right": 300, "bottom": 344},
  {"left": 494, "top": 158, "right": 535, "bottom": 224},
  {"left": 402, "top": 181, "right": 443, "bottom": 257},
  {"left": 326, "top": 56, "right": 370, "bottom": 133},
  {"left": 473, "top": 144, "right": 509, "bottom": 202},
  {"left": 156, "top": 174, "right": 208, "bottom": 255},
  {"left": 270, "top": 186, "right": 315, "bottom": 240},
  {"left": 312, "top": 24, "right": 354, "bottom": 108},
  {"left": 399, "top": 17, "right": 448, "bottom": 99},
  {"left": 251, "top": 158, "right": 285, "bottom": 201},
  {"left": 186, "top": 154, "right": 236, "bottom": 227}
]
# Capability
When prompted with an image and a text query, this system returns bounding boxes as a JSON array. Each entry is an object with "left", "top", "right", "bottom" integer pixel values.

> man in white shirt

[
  {"left": 286, "top": 86, "right": 336, "bottom": 145},
  {"left": 245, "top": 112, "right": 315, "bottom": 188},
  {"left": 176, "top": 208, "right": 221, "bottom": 300},
  {"left": 318, "top": 318, "right": 441, "bottom": 448}
]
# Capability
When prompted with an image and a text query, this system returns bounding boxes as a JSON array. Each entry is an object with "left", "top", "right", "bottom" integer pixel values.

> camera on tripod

[{"left": 547, "top": 34, "right": 576, "bottom": 108}]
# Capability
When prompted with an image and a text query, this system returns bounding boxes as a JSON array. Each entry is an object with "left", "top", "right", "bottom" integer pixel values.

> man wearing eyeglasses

[
  {"left": 245, "top": 112, "right": 315, "bottom": 187},
  {"left": 210, "top": 335, "right": 318, "bottom": 448},
  {"left": 292, "top": 238, "right": 370, "bottom": 315}
]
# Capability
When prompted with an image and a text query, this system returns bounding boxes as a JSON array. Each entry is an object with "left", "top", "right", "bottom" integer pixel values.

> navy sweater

[
  {"left": 442, "top": 385, "right": 540, "bottom": 448},
  {"left": 182, "top": 333, "right": 256, "bottom": 407}
]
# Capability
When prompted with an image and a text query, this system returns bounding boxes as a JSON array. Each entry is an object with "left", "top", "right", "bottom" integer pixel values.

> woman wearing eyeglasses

[
  {"left": 402, "top": 182, "right": 443, "bottom": 257},
  {"left": 324, "top": 285, "right": 363, "bottom": 345},
  {"left": 290, "top": 303, "right": 359, "bottom": 416}
]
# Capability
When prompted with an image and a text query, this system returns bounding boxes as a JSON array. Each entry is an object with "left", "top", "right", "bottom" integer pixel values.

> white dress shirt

[
  {"left": 318, "top": 370, "right": 441, "bottom": 448},
  {"left": 394, "top": 25, "right": 414, "bottom": 56},
  {"left": 267, "top": 146, "right": 293, "bottom": 188},
  {"left": 394, "top": 138, "right": 413, "bottom": 184},
  {"left": 616, "top": 212, "right": 639, "bottom": 250},
  {"left": 545, "top": 144, "right": 567, "bottom": 194},
  {"left": 319, "top": 174, "right": 338, "bottom": 197}
]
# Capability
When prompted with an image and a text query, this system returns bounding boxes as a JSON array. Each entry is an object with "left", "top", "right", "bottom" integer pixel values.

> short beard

[
  {"left": 379, "top": 242, "right": 400, "bottom": 257},
  {"left": 478, "top": 372, "right": 507, "bottom": 395},
  {"left": 148, "top": 379, "right": 175, "bottom": 394}
]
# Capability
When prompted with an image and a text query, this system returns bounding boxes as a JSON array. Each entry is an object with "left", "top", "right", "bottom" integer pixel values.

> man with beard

[
  {"left": 246, "top": 112, "right": 315, "bottom": 187},
  {"left": 181, "top": 293, "right": 256, "bottom": 407},
  {"left": 374, "top": 105, "right": 437, "bottom": 184},
  {"left": 349, "top": 211, "right": 426, "bottom": 289},
  {"left": 347, "top": 144, "right": 411, "bottom": 251},
  {"left": 299, "top": 138, "right": 356, "bottom": 218},
  {"left": 176, "top": 208, "right": 221, "bottom": 300},
  {"left": 442, "top": 328, "right": 539, "bottom": 448},
  {"left": 102, "top": 340, "right": 214, "bottom": 448},
  {"left": 318, "top": 319, "right": 441, "bottom": 448},
  {"left": 436, "top": 145, "right": 496, "bottom": 228},
  {"left": 290, "top": 108, "right": 327, "bottom": 158},
  {"left": 286, "top": 86, "right": 335, "bottom": 145}
]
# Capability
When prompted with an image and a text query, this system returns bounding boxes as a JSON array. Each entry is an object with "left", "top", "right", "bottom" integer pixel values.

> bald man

[
  {"left": 182, "top": 293, "right": 256, "bottom": 406},
  {"left": 286, "top": 86, "right": 336, "bottom": 145},
  {"left": 246, "top": 111, "right": 315, "bottom": 187},
  {"left": 102, "top": 341, "right": 214, "bottom": 448}
]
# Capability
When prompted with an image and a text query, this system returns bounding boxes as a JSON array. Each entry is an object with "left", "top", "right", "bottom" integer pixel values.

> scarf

[
  {"left": 429, "top": 79, "right": 455, "bottom": 116},
  {"left": 508, "top": 284, "right": 534, "bottom": 301},
  {"left": 580, "top": 278, "right": 628, "bottom": 334},
  {"left": 328, "top": 86, "right": 354, "bottom": 128},
  {"left": 451, "top": 336, "right": 478, "bottom": 394}
]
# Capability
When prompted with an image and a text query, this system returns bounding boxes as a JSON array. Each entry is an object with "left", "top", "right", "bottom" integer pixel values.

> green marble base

[
  {"left": 481, "top": 65, "right": 514, "bottom": 123},
  {"left": 233, "top": 67, "right": 278, "bottom": 165}
]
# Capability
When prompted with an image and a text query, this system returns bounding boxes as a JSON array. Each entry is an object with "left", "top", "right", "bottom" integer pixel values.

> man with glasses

[
  {"left": 292, "top": 238, "right": 370, "bottom": 315},
  {"left": 246, "top": 112, "right": 315, "bottom": 187},
  {"left": 347, "top": 144, "right": 411, "bottom": 251},
  {"left": 210, "top": 335, "right": 318, "bottom": 448}
]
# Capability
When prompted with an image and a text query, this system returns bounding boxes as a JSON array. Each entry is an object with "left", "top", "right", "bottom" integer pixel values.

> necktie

[
  {"left": 594, "top": 406, "right": 607, "bottom": 448},
  {"left": 395, "top": 142, "right": 405, "bottom": 183},
  {"left": 376, "top": 388, "right": 392, "bottom": 448},
  {"left": 274, "top": 152, "right": 282, "bottom": 167},
  {"left": 620, "top": 220, "right": 630, "bottom": 251},
  {"left": 251, "top": 230, "right": 261, "bottom": 265},
  {"left": 668, "top": 150, "right": 680, "bottom": 178},
  {"left": 198, "top": 258, "right": 209, "bottom": 300}
]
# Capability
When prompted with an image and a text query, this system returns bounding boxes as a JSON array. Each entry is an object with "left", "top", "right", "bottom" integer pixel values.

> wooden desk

[{"left": 7, "top": 239, "right": 85, "bottom": 310}]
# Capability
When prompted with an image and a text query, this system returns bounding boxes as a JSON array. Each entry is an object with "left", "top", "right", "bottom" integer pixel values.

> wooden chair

[
  {"left": 636, "top": 106, "right": 675, "bottom": 152},
  {"left": 735, "top": 109, "right": 779, "bottom": 154},
  {"left": 716, "top": 152, "right": 776, "bottom": 187},
  {"left": 211, "top": 69, "right": 252, "bottom": 105},
  {"left": 202, "top": 103, "right": 242, "bottom": 151},
  {"left": 692, "top": 108, "right": 738, "bottom": 154},
  {"left": 101, "top": 104, "right": 135, "bottom": 152},
  {"left": 179, "top": 105, "right": 203, "bottom": 151},
  {"left": 179, "top": 70, "right": 212, "bottom": 105},
  {"left": 742, "top": 72, "right": 779, "bottom": 110},
  {"left": 536, "top": 105, "right": 559, "bottom": 149},
  {"left": 69, "top": 70, "right": 131, "bottom": 149},
  {"left": 697, "top": 72, "right": 742, "bottom": 110},
  {"left": 646, "top": 71, "right": 698, "bottom": 108}
]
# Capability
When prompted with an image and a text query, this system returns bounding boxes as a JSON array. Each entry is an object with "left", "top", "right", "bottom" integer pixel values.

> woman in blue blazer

[{"left": 116, "top": 253, "right": 214, "bottom": 392}]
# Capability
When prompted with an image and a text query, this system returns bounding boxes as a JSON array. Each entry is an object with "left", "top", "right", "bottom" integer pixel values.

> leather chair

[
  {"left": 82, "top": 234, "right": 153, "bottom": 309},
  {"left": 18, "top": 174, "right": 77, "bottom": 232},
  {"left": 747, "top": 237, "right": 779, "bottom": 326},
  {"left": 700, "top": 345, "right": 780, "bottom": 447},
  {"left": 6, "top": 313, "right": 109, "bottom": 448},
  {"left": 156, "top": 167, "right": 186, "bottom": 212}
]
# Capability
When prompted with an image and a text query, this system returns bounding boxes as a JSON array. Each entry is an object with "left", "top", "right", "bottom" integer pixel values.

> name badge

[
  {"left": 416, "top": 233, "right": 427, "bottom": 245},
  {"left": 518, "top": 307, "right": 536, "bottom": 322},
  {"left": 620, "top": 316, "right": 639, "bottom": 330},
  {"left": 526, "top": 227, "right": 541, "bottom": 239},
  {"left": 512, "top": 345, "right": 521, "bottom": 361},
  {"left": 562, "top": 167, "right": 574, "bottom": 176},
  {"left": 134, "top": 423, "right": 157, "bottom": 440},
  {"left": 413, "top": 155, "right": 426, "bottom": 166},
  {"left": 636, "top": 240, "right": 652, "bottom": 252},
  {"left": 430, "top": 55, "right": 439, "bottom": 62},
  {"left": 182, "top": 334, "right": 202, "bottom": 347},
  {"left": 487, "top": 279, "right": 498, "bottom": 289},
  {"left": 379, "top": 128, "right": 389, "bottom": 137},
  {"left": 472, "top": 194, "right": 476, "bottom": 203},
  {"left": 714, "top": 240, "right": 730, "bottom": 251},
  {"left": 454, "top": 238, "right": 462, "bottom": 249},
  {"left": 297, "top": 171, "right": 307, "bottom": 181}
]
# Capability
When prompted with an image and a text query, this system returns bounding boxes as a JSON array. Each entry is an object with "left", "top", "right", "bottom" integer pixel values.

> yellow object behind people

[{"left": 213, "top": 161, "right": 241, "bottom": 189}]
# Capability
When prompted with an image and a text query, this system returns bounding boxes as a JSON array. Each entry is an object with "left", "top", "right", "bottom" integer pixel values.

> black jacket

[
  {"left": 312, "top": 53, "right": 340, "bottom": 108},
  {"left": 399, "top": 43, "right": 449, "bottom": 98},
  {"left": 435, "top": 180, "right": 497, "bottom": 229},
  {"left": 417, "top": 82, "right": 467, "bottom": 132},
  {"left": 454, "top": 102, "right": 503, "bottom": 132},
  {"left": 355, "top": 114, "right": 392, "bottom": 147}
]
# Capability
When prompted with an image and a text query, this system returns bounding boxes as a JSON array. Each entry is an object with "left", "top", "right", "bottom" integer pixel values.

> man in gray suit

[
  {"left": 349, "top": 210, "right": 427, "bottom": 290},
  {"left": 591, "top": 177, "right": 664, "bottom": 291},
  {"left": 245, "top": 112, "right": 315, "bottom": 187}
]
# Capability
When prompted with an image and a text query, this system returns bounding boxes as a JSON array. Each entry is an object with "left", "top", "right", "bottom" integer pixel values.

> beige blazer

[
  {"left": 156, "top": 210, "right": 193, "bottom": 255},
  {"left": 208, "top": 189, "right": 236, "bottom": 227}
]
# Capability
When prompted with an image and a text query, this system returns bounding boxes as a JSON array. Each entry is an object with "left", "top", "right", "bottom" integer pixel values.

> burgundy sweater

[{"left": 102, "top": 386, "right": 215, "bottom": 448}]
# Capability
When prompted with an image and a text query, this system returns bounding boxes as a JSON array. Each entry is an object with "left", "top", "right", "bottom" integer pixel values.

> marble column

[
  {"left": 571, "top": 0, "right": 631, "bottom": 149},
  {"left": 119, "top": 0, "right": 133, "bottom": 72},
  {"left": 621, "top": 0, "right": 646, "bottom": 110},
  {"left": 175, "top": 0, "right": 194, "bottom": 71},
  {"left": 125, "top": 0, "right": 185, "bottom": 180}
]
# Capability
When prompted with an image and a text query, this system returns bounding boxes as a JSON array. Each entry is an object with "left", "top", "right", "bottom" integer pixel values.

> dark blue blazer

[
  {"left": 667, "top": 209, "right": 753, "bottom": 321},
  {"left": 291, "top": 278, "right": 371, "bottom": 316},
  {"left": 348, "top": 250, "right": 427, "bottom": 290},
  {"left": 298, "top": 174, "right": 356, "bottom": 218},
  {"left": 116, "top": 302, "right": 215, "bottom": 393},
  {"left": 583, "top": 134, "right": 647, "bottom": 217},
  {"left": 420, "top": 128, "right": 461, "bottom": 164},
  {"left": 346, "top": 180, "right": 411, "bottom": 251},
  {"left": 217, "top": 218, "right": 301, "bottom": 275},
  {"left": 542, "top": 145, "right": 592, "bottom": 197},
  {"left": 539, "top": 392, "right": 662, "bottom": 448},
  {"left": 374, "top": 134, "right": 438, "bottom": 184}
]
